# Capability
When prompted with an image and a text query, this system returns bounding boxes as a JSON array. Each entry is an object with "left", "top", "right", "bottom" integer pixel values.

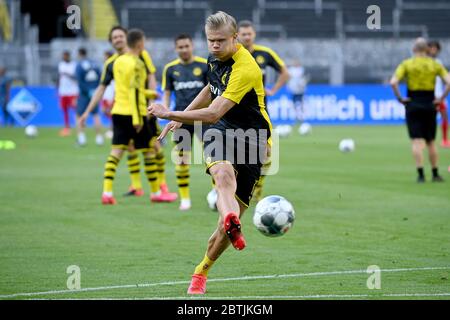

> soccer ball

[
  {"left": 25, "top": 125, "right": 38, "bottom": 138},
  {"left": 298, "top": 123, "right": 312, "bottom": 136},
  {"left": 275, "top": 125, "right": 292, "bottom": 138},
  {"left": 339, "top": 139, "right": 355, "bottom": 153},
  {"left": 206, "top": 188, "right": 218, "bottom": 211},
  {"left": 253, "top": 195, "right": 295, "bottom": 237}
]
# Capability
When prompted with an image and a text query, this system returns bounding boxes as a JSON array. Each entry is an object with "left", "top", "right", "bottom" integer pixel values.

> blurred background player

[
  {"left": 100, "top": 29, "right": 175, "bottom": 205},
  {"left": 390, "top": 38, "right": 450, "bottom": 183},
  {"left": 237, "top": 20, "right": 289, "bottom": 201},
  {"left": 162, "top": 34, "right": 208, "bottom": 210},
  {"left": 427, "top": 40, "right": 450, "bottom": 148},
  {"left": 287, "top": 59, "right": 309, "bottom": 122},
  {"left": 80, "top": 26, "right": 175, "bottom": 199},
  {"left": 57, "top": 50, "right": 78, "bottom": 137},
  {"left": 101, "top": 50, "right": 115, "bottom": 139},
  {"left": 75, "top": 48, "right": 103, "bottom": 146},
  {"left": 237, "top": 20, "right": 290, "bottom": 97},
  {"left": 0, "top": 65, "right": 13, "bottom": 127}
]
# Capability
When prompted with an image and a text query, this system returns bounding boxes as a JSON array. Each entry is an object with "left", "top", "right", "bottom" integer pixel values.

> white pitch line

[
  {"left": 187, "top": 293, "right": 450, "bottom": 300},
  {"left": 29, "top": 293, "right": 450, "bottom": 300},
  {"left": 1, "top": 266, "right": 449, "bottom": 299}
]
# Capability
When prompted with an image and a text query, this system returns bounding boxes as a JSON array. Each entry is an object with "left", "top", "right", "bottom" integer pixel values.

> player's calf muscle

[{"left": 210, "top": 168, "right": 236, "bottom": 192}]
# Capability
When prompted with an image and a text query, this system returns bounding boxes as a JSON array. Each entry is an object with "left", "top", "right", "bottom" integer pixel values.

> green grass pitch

[{"left": 0, "top": 126, "right": 449, "bottom": 300}]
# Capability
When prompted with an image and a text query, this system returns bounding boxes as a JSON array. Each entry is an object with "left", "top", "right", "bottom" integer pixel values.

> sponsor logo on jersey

[
  {"left": 209, "top": 84, "right": 222, "bottom": 96},
  {"left": 174, "top": 80, "right": 205, "bottom": 91}
]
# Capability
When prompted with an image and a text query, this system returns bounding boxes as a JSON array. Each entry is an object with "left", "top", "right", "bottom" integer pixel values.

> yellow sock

[
  {"left": 127, "top": 151, "right": 142, "bottom": 190},
  {"left": 255, "top": 175, "right": 265, "bottom": 190},
  {"left": 103, "top": 155, "right": 119, "bottom": 193},
  {"left": 144, "top": 155, "right": 159, "bottom": 193},
  {"left": 155, "top": 149, "right": 166, "bottom": 186},
  {"left": 194, "top": 254, "right": 215, "bottom": 277},
  {"left": 176, "top": 164, "right": 190, "bottom": 200},
  {"left": 253, "top": 159, "right": 271, "bottom": 200}
]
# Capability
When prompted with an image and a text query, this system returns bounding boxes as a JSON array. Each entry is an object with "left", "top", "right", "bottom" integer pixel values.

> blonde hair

[
  {"left": 205, "top": 11, "right": 237, "bottom": 35},
  {"left": 413, "top": 37, "right": 428, "bottom": 53}
]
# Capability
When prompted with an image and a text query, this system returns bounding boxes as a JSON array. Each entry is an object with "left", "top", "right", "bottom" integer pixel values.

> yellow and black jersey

[
  {"left": 100, "top": 50, "right": 156, "bottom": 87},
  {"left": 250, "top": 44, "right": 285, "bottom": 84},
  {"left": 162, "top": 56, "right": 208, "bottom": 111},
  {"left": 395, "top": 56, "right": 448, "bottom": 93},
  {"left": 111, "top": 53, "right": 148, "bottom": 126},
  {"left": 207, "top": 44, "right": 272, "bottom": 135}
]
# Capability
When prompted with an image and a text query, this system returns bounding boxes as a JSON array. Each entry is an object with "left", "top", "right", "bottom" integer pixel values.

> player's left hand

[
  {"left": 265, "top": 88, "right": 275, "bottom": 97},
  {"left": 134, "top": 124, "right": 143, "bottom": 133},
  {"left": 158, "top": 121, "right": 182, "bottom": 141},
  {"left": 148, "top": 103, "right": 170, "bottom": 119}
]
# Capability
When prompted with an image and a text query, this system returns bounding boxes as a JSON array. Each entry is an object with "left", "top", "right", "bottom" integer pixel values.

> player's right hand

[
  {"left": 158, "top": 121, "right": 182, "bottom": 141},
  {"left": 134, "top": 124, "right": 143, "bottom": 133},
  {"left": 398, "top": 97, "right": 411, "bottom": 106}
]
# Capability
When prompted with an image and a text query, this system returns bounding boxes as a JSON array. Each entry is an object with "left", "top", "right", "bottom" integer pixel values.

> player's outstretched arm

[
  {"left": 184, "top": 85, "right": 212, "bottom": 111},
  {"left": 78, "top": 85, "right": 106, "bottom": 126},
  {"left": 149, "top": 95, "right": 234, "bottom": 124},
  {"left": 151, "top": 95, "right": 234, "bottom": 140},
  {"left": 163, "top": 90, "right": 171, "bottom": 109},
  {"left": 155, "top": 85, "right": 212, "bottom": 139}
]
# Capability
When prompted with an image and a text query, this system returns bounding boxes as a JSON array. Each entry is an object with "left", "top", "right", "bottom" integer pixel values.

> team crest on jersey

[
  {"left": 256, "top": 55, "right": 265, "bottom": 65},
  {"left": 173, "top": 71, "right": 180, "bottom": 77},
  {"left": 221, "top": 72, "right": 228, "bottom": 85},
  {"left": 193, "top": 67, "right": 202, "bottom": 76}
]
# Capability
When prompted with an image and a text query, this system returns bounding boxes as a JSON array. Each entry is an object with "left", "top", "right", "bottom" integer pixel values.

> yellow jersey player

[
  {"left": 236, "top": 20, "right": 290, "bottom": 201},
  {"left": 390, "top": 38, "right": 450, "bottom": 183},
  {"left": 79, "top": 26, "right": 176, "bottom": 201},
  {"left": 148, "top": 11, "right": 271, "bottom": 294},
  {"left": 100, "top": 29, "right": 176, "bottom": 204},
  {"left": 162, "top": 34, "right": 208, "bottom": 210}
]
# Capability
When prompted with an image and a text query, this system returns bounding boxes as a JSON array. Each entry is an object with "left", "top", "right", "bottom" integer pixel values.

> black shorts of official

[
  {"left": 405, "top": 91, "right": 437, "bottom": 142},
  {"left": 203, "top": 127, "right": 269, "bottom": 207},
  {"left": 172, "top": 123, "right": 210, "bottom": 152},
  {"left": 112, "top": 115, "right": 154, "bottom": 150}
]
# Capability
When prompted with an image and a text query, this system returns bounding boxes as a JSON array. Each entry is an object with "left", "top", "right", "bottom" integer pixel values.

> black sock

[
  {"left": 417, "top": 167, "right": 424, "bottom": 178},
  {"left": 432, "top": 167, "right": 439, "bottom": 178}
]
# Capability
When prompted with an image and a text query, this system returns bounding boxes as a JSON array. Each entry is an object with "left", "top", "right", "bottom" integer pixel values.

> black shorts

[
  {"left": 172, "top": 123, "right": 209, "bottom": 152},
  {"left": 112, "top": 115, "right": 155, "bottom": 150},
  {"left": 405, "top": 100, "right": 437, "bottom": 142},
  {"left": 148, "top": 116, "right": 161, "bottom": 137},
  {"left": 203, "top": 127, "right": 268, "bottom": 207},
  {"left": 76, "top": 93, "right": 98, "bottom": 116}
]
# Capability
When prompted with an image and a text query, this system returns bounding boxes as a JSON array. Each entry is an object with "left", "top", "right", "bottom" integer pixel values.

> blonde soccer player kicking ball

[{"left": 148, "top": 11, "right": 272, "bottom": 294}]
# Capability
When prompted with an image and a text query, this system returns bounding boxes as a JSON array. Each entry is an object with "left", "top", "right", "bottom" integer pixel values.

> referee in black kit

[{"left": 390, "top": 38, "right": 450, "bottom": 183}]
